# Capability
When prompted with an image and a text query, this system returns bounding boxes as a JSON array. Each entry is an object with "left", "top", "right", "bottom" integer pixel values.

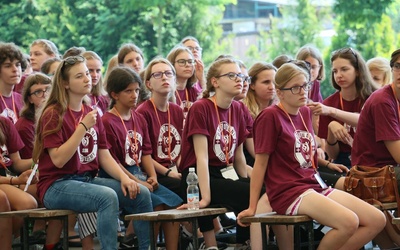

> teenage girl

[
  {"left": 238, "top": 62, "right": 385, "bottom": 250},
  {"left": 29, "top": 39, "right": 59, "bottom": 72},
  {"left": 32, "top": 55, "right": 152, "bottom": 250},
  {"left": 103, "top": 66, "right": 183, "bottom": 249},
  {"left": 118, "top": 43, "right": 145, "bottom": 73},
  {"left": 178, "top": 57, "right": 268, "bottom": 249}
]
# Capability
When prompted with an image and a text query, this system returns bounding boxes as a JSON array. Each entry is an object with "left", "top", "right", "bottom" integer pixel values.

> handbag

[{"left": 344, "top": 165, "right": 400, "bottom": 245}]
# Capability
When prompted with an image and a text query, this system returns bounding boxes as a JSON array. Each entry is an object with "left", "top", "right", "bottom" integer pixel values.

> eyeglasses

[
  {"left": 186, "top": 46, "right": 202, "bottom": 52},
  {"left": 175, "top": 59, "right": 196, "bottom": 67},
  {"left": 150, "top": 70, "right": 175, "bottom": 79},
  {"left": 64, "top": 55, "right": 85, "bottom": 66},
  {"left": 310, "top": 64, "right": 321, "bottom": 71},
  {"left": 288, "top": 60, "right": 311, "bottom": 72},
  {"left": 393, "top": 62, "right": 400, "bottom": 72},
  {"left": 29, "top": 87, "right": 51, "bottom": 98},
  {"left": 244, "top": 76, "right": 252, "bottom": 84},
  {"left": 280, "top": 83, "right": 311, "bottom": 94},
  {"left": 216, "top": 72, "right": 245, "bottom": 82}
]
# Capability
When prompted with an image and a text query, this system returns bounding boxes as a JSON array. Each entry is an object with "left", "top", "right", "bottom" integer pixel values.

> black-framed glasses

[
  {"left": 244, "top": 76, "right": 252, "bottom": 84},
  {"left": 280, "top": 83, "right": 311, "bottom": 94},
  {"left": 175, "top": 59, "right": 196, "bottom": 67},
  {"left": 150, "top": 70, "right": 175, "bottom": 79},
  {"left": 216, "top": 72, "right": 245, "bottom": 82},
  {"left": 187, "top": 46, "right": 202, "bottom": 52},
  {"left": 393, "top": 62, "right": 400, "bottom": 72},
  {"left": 29, "top": 87, "right": 51, "bottom": 98}
]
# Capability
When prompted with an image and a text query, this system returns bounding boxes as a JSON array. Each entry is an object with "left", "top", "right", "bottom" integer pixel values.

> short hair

[
  {"left": 0, "top": 42, "right": 23, "bottom": 67},
  {"left": 390, "top": 49, "right": 400, "bottom": 68}
]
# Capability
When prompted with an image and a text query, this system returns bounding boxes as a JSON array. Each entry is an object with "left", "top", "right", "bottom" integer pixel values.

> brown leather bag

[{"left": 344, "top": 165, "right": 399, "bottom": 206}]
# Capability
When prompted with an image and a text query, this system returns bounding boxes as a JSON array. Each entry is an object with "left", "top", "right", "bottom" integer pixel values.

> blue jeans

[{"left": 43, "top": 175, "right": 152, "bottom": 250}]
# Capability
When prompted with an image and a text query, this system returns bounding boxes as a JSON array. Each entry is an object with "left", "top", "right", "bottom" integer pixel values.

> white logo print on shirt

[
  {"left": 213, "top": 121, "right": 237, "bottom": 163},
  {"left": 294, "top": 130, "right": 315, "bottom": 168}
]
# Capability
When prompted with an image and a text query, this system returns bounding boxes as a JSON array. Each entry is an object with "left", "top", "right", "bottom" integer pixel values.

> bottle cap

[{"left": 189, "top": 167, "right": 195, "bottom": 172}]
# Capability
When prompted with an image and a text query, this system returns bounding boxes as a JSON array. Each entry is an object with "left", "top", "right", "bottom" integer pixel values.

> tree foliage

[{"left": 0, "top": 0, "right": 234, "bottom": 64}]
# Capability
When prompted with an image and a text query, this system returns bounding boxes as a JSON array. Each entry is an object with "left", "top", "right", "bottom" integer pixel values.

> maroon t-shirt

[
  {"left": 238, "top": 101, "right": 254, "bottom": 138},
  {"left": 37, "top": 105, "right": 108, "bottom": 202},
  {"left": 0, "top": 92, "right": 23, "bottom": 124},
  {"left": 0, "top": 116, "right": 25, "bottom": 174},
  {"left": 175, "top": 87, "right": 201, "bottom": 118},
  {"left": 15, "top": 117, "right": 34, "bottom": 159},
  {"left": 102, "top": 111, "right": 152, "bottom": 167},
  {"left": 89, "top": 94, "right": 109, "bottom": 117},
  {"left": 352, "top": 85, "right": 400, "bottom": 167},
  {"left": 179, "top": 98, "right": 249, "bottom": 171},
  {"left": 318, "top": 91, "right": 362, "bottom": 153},
  {"left": 308, "top": 80, "right": 323, "bottom": 103},
  {"left": 136, "top": 100, "right": 184, "bottom": 168},
  {"left": 254, "top": 105, "right": 323, "bottom": 214}
]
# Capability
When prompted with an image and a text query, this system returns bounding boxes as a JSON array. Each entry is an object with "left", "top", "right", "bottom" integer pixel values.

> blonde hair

[
  {"left": 203, "top": 58, "right": 238, "bottom": 98},
  {"left": 82, "top": 51, "right": 106, "bottom": 96},
  {"left": 275, "top": 63, "right": 309, "bottom": 90},
  {"left": 30, "top": 39, "right": 60, "bottom": 58},
  {"left": 366, "top": 57, "right": 391, "bottom": 87},
  {"left": 243, "top": 62, "right": 277, "bottom": 119}
]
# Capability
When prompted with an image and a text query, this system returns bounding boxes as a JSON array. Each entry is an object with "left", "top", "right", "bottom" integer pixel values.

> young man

[{"left": 0, "top": 42, "right": 24, "bottom": 124}]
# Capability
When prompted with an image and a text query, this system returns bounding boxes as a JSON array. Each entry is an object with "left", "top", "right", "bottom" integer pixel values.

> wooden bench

[
  {"left": 0, "top": 208, "right": 74, "bottom": 250},
  {"left": 125, "top": 208, "right": 228, "bottom": 250},
  {"left": 372, "top": 202, "right": 398, "bottom": 210},
  {"left": 393, "top": 217, "right": 400, "bottom": 224},
  {"left": 240, "top": 212, "right": 314, "bottom": 250}
]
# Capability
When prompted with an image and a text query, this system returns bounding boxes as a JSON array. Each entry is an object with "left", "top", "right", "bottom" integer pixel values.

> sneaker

[
  {"left": 119, "top": 234, "right": 138, "bottom": 249},
  {"left": 199, "top": 241, "right": 228, "bottom": 250},
  {"left": 234, "top": 240, "right": 251, "bottom": 250},
  {"left": 199, "top": 242, "right": 219, "bottom": 250},
  {"left": 219, "top": 214, "right": 236, "bottom": 229}
]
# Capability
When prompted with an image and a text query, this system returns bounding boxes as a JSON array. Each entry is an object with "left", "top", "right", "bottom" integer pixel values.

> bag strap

[{"left": 388, "top": 166, "right": 400, "bottom": 212}]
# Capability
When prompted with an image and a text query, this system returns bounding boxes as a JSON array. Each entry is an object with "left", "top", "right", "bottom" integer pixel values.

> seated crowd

[{"left": 0, "top": 37, "right": 399, "bottom": 250}]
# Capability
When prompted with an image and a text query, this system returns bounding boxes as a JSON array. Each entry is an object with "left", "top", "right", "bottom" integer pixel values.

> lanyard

[
  {"left": 149, "top": 98, "right": 172, "bottom": 161},
  {"left": 212, "top": 96, "right": 232, "bottom": 165},
  {"left": 175, "top": 89, "right": 190, "bottom": 110},
  {"left": 339, "top": 92, "right": 361, "bottom": 112},
  {"left": 68, "top": 105, "right": 84, "bottom": 128},
  {"left": 391, "top": 84, "right": 400, "bottom": 119},
  {"left": 0, "top": 92, "right": 17, "bottom": 121},
  {"left": 278, "top": 103, "right": 317, "bottom": 172},
  {"left": 113, "top": 108, "right": 139, "bottom": 165}
]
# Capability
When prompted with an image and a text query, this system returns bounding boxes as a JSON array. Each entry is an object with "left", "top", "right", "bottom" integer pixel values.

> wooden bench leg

[
  {"left": 307, "top": 221, "right": 314, "bottom": 250},
  {"left": 62, "top": 215, "right": 69, "bottom": 250},
  {"left": 260, "top": 223, "right": 268, "bottom": 250},
  {"left": 191, "top": 218, "right": 199, "bottom": 250},
  {"left": 22, "top": 218, "right": 30, "bottom": 250},
  {"left": 149, "top": 222, "right": 156, "bottom": 250}
]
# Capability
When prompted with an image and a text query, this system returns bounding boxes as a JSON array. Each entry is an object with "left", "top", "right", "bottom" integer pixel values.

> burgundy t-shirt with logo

[
  {"left": 179, "top": 98, "right": 248, "bottom": 171},
  {"left": 136, "top": 100, "right": 184, "bottom": 168},
  {"left": 15, "top": 117, "right": 34, "bottom": 159},
  {"left": 0, "top": 92, "right": 23, "bottom": 124},
  {"left": 37, "top": 105, "right": 108, "bottom": 202},
  {"left": 254, "top": 105, "right": 323, "bottom": 214},
  {"left": 0, "top": 116, "right": 24, "bottom": 175}
]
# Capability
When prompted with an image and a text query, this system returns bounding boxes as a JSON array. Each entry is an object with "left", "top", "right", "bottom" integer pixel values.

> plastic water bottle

[{"left": 186, "top": 167, "right": 200, "bottom": 210}]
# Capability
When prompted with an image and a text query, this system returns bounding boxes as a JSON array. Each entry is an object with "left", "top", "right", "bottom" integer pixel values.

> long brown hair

[{"left": 32, "top": 56, "right": 88, "bottom": 163}]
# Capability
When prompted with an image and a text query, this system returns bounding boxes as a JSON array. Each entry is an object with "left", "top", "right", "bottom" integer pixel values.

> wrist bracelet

[
  {"left": 325, "top": 162, "right": 330, "bottom": 168},
  {"left": 165, "top": 169, "right": 172, "bottom": 176},
  {"left": 79, "top": 122, "right": 88, "bottom": 131},
  {"left": 10, "top": 177, "right": 13, "bottom": 185},
  {"left": 326, "top": 140, "right": 338, "bottom": 146}
]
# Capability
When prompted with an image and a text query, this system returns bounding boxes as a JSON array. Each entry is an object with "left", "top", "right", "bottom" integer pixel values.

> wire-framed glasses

[{"left": 280, "top": 83, "right": 311, "bottom": 94}]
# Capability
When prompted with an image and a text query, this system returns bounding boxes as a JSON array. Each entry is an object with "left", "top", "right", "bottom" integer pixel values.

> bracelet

[
  {"left": 326, "top": 140, "right": 338, "bottom": 146},
  {"left": 10, "top": 177, "right": 13, "bottom": 185},
  {"left": 79, "top": 122, "right": 88, "bottom": 131},
  {"left": 165, "top": 169, "right": 172, "bottom": 176},
  {"left": 325, "top": 162, "right": 330, "bottom": 168}
]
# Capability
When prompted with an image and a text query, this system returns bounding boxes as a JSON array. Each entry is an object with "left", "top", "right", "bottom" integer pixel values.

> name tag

[
  {"left": 221, "top": 166, "right": 239, "bottom": 181},
  {"left": 314, "top": 172, "right": 328, "bottom": 189}
]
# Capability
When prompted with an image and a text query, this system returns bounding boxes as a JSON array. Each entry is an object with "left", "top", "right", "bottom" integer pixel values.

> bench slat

[
  {"left": 0, "top": 208, "right": 74, "bottom": 218},
  {"left": 240, "top": 213, "right": 312, "bottom": 223},
  {"left": 125, "top": 208, "right": 227, "bottom": 221},
  {"left": 393, "top": 218, "right": 400, "bottom": 224}
]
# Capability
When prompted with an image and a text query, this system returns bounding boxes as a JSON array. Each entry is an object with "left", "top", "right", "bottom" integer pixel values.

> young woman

[
  {"left": 0, "top": 42, "right": 24, "bottom": 124},
  {"left": 167, "top": 46, "right": 200, "bottom": 118},
  {"left": 181, "top": 36, "right": 206, "bottom": 91},
  {"left": 32, "top": 55, "right": 153, "bottom": 250},
  {"left": 352, "top": 48, "right": 400, "bottom": 248},
  {"left": 136, "top": 58, "right": 183, "bottom": 196},
  {"left": 82, "top": 51, "right": 109, "bottom": 116},
  {"left": 237, "top": 62, "right": 385, "bottom": 250},
  {"left": 103, "top": 66, "right": 183, "bottom": 249},
  {"left": 118, "top": 43, "right": 145, "bottom": 73},
  {"left": 296, "top": 45, "right": 325, "bottom": 103},
  {"left": 366, "top": 57, "right": 391, "bottom": 87},
  {"left": 0, "top": 115, "right": 38, "bottom": 249},
  {"left": 41, "top": 58, "right": 62, "bottom": 78},
  {"left": 178, "top": 58, "right": 268, "bottom": 249},
  {"left": 308, "top": 48, "right": 378, "bottom": 170},
  {"left": 29, "top": 39, "right": 59, "bottom": 72}
]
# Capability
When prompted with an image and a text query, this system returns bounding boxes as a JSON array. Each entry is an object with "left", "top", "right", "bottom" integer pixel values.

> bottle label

[{"left": 187, "top": 193, "right": 199, "bottom": 203}]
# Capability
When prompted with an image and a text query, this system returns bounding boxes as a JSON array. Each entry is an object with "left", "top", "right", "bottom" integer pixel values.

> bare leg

[
  {"left": 81, "top": 235, "right": 95, "bottom": 250},
  {"left": 202, "top": 230, "right": 217, "bottom": 248},
  {"left": 0, "top": 189, "right": 12, "bottom": 250},
  {"left": 162, "top": 221, "right": 180, "bottom": 250}
]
